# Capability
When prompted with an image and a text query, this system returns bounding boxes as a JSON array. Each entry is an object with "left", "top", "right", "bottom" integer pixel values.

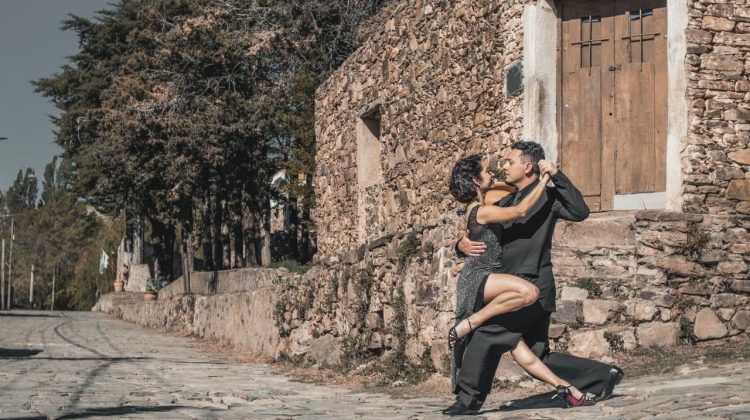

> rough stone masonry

[{"left": 282, "top": 0, "right": 750, "bottom": 373}]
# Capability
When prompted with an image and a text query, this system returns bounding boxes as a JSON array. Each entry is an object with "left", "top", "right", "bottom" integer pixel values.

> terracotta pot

[
  {"left": 144, "top": 290, "right": 157, "bottom": 301},
  {"left": 114, "top": 280, "right": 124, "bottom": 293}
]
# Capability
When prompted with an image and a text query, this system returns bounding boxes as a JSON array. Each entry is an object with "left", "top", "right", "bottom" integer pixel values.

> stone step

[
  {"left": 107, "top": 291, "right": 146, "bottom": 303},
  {"left": 92, "top": 292, "right": 147, "bottom": 312},
  {"left": 553, "top": 211, "right": 637, "bottom": 251}
]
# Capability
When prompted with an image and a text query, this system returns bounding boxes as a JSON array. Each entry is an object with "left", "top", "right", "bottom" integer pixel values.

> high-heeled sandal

[
  {"left": 553, "top": 385, "right": 596, "bottom": 408},
  {"left": 448, "top": 319, "right": 473, "bottom": 349}
]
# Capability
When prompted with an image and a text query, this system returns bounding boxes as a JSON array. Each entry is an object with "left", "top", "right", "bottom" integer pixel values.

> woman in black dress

[{"left": 448, "top": 154, "right": 593, "bottom": 407}]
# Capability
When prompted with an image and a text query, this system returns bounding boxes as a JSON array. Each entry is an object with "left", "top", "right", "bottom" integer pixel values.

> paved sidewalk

[{"left": 1, "top": 310, "right": 749, "bottom": 419}]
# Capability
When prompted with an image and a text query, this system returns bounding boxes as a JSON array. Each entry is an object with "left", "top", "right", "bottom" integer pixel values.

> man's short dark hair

[{"left": 510, "top": 140, "right": 545, "bottom": 164}]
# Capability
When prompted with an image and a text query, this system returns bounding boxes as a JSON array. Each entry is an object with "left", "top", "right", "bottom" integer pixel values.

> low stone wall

[
  {"left": 550, "top": 211, "right": 750, "bottom": 358},
  {"left": 274, "top": 210, "right": 750, "bottom": 379},
  {"left": 96, "top": 210, "right": 749, "bottom": 382},
  {"left": 158, "top": 267, "right": 290, "bottom": 299},
  {"left": 93, "top": 267, "right": 292, "bottom": 359}
]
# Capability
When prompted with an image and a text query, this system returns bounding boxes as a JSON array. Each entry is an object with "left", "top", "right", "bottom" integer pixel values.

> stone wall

[
  {"left": 96, "top": 207, "right": 749, "bottom": 380},
  {"left": 158, "top": 267, "right": 288, "bottom": 299},
  {"left": 314, "top": 0, "right": 750, "bottom": 259},
  {"left": 314, "top": 0, "right": 530, "bottom": 258},
  {"left": 299, "top": 0, "right": 750, "bottom": 375},
  {"left": 274, "top": 211, "right": 749, "bottom": 373},
  {"left": 94, "top": 287, "right": 281, "bottom": 360},
  {"left": 551, "top": 211, "right": 750, "bottom": 358},
  {"left": 684, "top": 0, "right": 750, "bottom": 214}
]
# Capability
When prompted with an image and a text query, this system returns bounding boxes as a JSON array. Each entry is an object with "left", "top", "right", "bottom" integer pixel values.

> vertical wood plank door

[
  {"left": 613, "top": 0, "right": 667, "bottom": 195},
  {"left": 560, "top": 0, "right": 615, "bottom": 212},
  {"left": 559, "top": 0, "right": 667, "bottom": 211}
]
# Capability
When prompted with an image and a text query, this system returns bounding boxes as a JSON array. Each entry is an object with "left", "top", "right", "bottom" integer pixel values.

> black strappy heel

[{"left": 448, "top": 319, "right": 473, "bottom": 349}]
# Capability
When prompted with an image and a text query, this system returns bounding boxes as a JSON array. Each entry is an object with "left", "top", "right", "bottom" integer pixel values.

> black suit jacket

[{"left": 458, "top": 170, "right": 589, "bottom": 312}]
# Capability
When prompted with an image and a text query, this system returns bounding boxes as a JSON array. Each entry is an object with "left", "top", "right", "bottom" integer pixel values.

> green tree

[
  {"left": 4, "top": 169, "right": 38, "bottom": 212},
  {"left": 2, "top": 157, "right": 120, "bottom": 310},
  {"left": 33, "top": 0, "right": 393, "bottom": 284}
]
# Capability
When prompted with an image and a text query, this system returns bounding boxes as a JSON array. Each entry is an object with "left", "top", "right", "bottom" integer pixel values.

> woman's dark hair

[{"left": 450, "top": 154, "right": 483, "bottom": 203}]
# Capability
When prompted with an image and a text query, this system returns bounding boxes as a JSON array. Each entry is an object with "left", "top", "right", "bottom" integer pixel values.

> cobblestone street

[{"left": 1, "top": 311, "right": 749, "bottom": 419}]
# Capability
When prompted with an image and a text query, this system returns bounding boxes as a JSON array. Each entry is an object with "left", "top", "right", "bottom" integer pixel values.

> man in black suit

[{"left": 443, "top": 141, "right": 623, "bottom": 415}]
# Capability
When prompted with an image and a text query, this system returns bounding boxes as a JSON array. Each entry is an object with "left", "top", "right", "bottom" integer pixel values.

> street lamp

[{"left": 0, "top": 137, "right": 8, "bottom": 141}]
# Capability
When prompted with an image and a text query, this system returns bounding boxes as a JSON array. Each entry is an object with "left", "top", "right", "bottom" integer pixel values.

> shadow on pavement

[
  {"left": 23, "top": 356, "right": 148, "bottom": 362},
  {"left": 483, "top": 391, "right": 621, "bottom": 414},
  {"left": 56, "top": 404, "right": 214, "bottom": 419},
  {"left": 0, "top": 348, "right": 43, "bottom": 358},
  {"left": 0, "top": 312, "right": 61, "bottom": 318},
  {"left": 481, "top": 391, "right": 565, "bottom": 413}
]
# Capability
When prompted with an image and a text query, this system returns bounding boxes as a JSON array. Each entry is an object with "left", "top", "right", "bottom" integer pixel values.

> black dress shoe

[
  {"left": 593, "top": 366, "right": 624, "bottom": 402},
  {"left": 442, "top": 400, "right": 479, "bottom": 416}
]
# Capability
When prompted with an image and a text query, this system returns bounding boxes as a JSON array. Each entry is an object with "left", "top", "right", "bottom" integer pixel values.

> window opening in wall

[
  {"left": 505, "top": 62, "right": 523, "bottom": 96},
  {"left": 361, "top": 108, "right": 381, "bottom": 141},
  {"left": 356, "top": 102, "right": 384, "bottom": 189}
]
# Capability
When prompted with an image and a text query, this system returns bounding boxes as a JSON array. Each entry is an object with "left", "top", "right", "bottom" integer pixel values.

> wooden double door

[{"left": 559, "top": 0, "right": 667, "bottom": 211}]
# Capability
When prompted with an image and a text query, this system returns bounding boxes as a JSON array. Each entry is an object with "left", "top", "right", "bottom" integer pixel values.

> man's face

[{"left": 502, "top": 149, "right": 534, "bottom": 185}]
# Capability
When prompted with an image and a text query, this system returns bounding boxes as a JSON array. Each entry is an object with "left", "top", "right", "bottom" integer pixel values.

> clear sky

[{"left": 0, "top": 0, "right": 112, "bottom": 193}]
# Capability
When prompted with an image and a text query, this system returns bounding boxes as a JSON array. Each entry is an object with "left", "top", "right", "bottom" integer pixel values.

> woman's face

[{"left": 474, "top": 160, "right": 493, "bottom": 190}]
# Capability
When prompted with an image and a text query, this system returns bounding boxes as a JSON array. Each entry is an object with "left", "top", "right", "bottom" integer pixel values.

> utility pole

[
  {"left": 7, "top": 218, "right": 13, "bottom": 310},
  {"left": 29, "top": 265, "right": 35, "bottom": 307},
  {"left": 1, "top": 239, "right": 5, "bottom": 310},
  {"left": 51, "top": 266, "right": 56, "bottom": 311}
]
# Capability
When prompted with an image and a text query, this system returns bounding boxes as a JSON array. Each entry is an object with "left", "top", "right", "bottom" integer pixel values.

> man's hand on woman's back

[{"left": 458, "top": 230, "right": 487, "bottom": 257}]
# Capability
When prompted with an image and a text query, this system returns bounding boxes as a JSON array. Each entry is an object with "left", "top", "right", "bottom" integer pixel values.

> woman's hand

[
  {"left": 538, "top": 160, "right": 558, "bottom": 177},
  {"left": 540, "top": 172, "right": 551, "bottom": 186}
]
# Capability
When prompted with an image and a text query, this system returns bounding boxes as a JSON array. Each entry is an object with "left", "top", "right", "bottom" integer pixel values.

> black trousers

[{"left": 455, "top": 302, "right": 613, "bottom": 410}]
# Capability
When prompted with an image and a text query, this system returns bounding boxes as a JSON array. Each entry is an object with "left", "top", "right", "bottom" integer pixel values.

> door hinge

[{"left": 608, "top": 65, "right": 622, "bottom": 71}]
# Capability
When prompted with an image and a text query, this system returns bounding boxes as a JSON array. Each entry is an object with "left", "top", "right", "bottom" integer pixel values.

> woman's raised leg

[{"left": 453, "top": 273, "right": 539, "bottom": 339}]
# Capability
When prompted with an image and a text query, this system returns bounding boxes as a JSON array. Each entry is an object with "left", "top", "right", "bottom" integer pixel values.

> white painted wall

[
  {"left": 666, "top": 0, "right": 688, "bottom": 211},
  {"left": 522, "top": 2, "right": 559, "bottom": 162}
]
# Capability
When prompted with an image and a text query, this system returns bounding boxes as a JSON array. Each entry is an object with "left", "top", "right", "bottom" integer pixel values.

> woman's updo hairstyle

[{"left": 450, "top": 154, "right": 483, "bottom": 203}]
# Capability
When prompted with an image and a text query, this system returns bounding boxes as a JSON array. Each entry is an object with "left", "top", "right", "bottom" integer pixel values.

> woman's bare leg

[
  {"left": 454, "top": 273, "right": 539, "bottom": 338},
  {"left": 510, "top": 340, "right": 585, "bottom": 400}
]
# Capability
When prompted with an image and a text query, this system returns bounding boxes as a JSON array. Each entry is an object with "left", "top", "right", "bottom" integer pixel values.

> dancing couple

[{"left": 444, "top": 141, "right": 624, "bottom": 415}]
